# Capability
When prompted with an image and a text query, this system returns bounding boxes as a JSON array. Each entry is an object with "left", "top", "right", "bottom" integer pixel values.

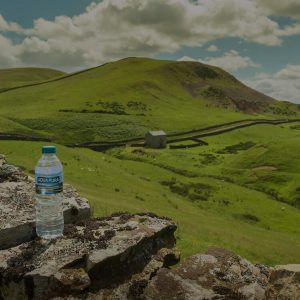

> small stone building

[{"left": 145, "top": 130, "right": 167, "bottom": 148}]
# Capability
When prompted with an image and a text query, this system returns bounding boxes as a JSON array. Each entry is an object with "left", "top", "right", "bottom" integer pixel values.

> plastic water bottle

[{"left": 35, "top": 146, "right": 64, "bottom": 239}]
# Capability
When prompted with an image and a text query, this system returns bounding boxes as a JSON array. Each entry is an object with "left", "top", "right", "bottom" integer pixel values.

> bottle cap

[{"left": 42, "top": 146, "right": 56, "bottom": 154}]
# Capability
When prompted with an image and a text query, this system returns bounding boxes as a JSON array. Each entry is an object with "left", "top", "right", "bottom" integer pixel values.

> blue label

[
  {"left": 35, "top": 172, "right": 63, "bottom": 195},
  {"left": 37, "top": 175, "right": 61, "bottom": 185}
]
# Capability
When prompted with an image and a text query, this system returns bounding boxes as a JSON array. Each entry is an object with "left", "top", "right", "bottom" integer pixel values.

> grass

[
  {"left": 0, "top": 57, "right": 299, "bottom": 266},
  {"left": 1, "top": 58, "right": 299, "bottom": 144},
  {"left": 1, "top": 124, "right": 299, "bottom": 266},
  {"left": 0, "top": 67, "right": 65, "bottom": 91},
  {"left": 118, "top": 124, "right": 300, "bottom": 207}
]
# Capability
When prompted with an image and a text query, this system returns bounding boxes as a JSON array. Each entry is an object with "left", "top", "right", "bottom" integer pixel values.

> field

[
  {"left": 0, "top": 68, "right": 65, "bottom": 91},
  {"left": 0, "top": 58, "right": 299, "bottom": 266},
  {"left": 1, "top": 123, "right": 300, "bottom": 265},
  {"left": 0, "top": 58, "right": 299, "bottom": 144}
]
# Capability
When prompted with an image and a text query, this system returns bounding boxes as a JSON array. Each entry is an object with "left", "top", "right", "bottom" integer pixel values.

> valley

[{"left": 0, "top": 58, "right": 299, "bottom": 266}]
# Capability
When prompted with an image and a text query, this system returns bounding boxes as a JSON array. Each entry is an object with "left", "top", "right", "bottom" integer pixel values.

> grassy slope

[
  {"left": 0, "top": 68, "right": 65, "bottom": 90},
  {"left": 1, "top": 123, "right": 299, "bottom": 265},
  {"left": 120, "top": 124, "right": 300, "bottom": 207},
  {"left": 0, "top": 67, "right": 65, "bottom": 136},
  {"left": 0, "top": 58, "right": 299, "bottom": 265},
  {"left": 0, "top": 58, "right": 297, "bottom": 144}
]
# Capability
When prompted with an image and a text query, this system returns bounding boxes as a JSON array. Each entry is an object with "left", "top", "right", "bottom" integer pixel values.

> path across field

[
  {"left": 0, "top": 118, "right": 299, "bottom": 151},
  {"left": 71, "top": 118, "right": 300, "bottom": 151},
  {"left": 0, "top": 132, "right": 50, "bottom": 142}
]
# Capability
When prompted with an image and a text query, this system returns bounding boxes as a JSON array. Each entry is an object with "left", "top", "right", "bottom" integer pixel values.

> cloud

[
  {"left": 255, "top": 0, "right": 300, "bottom": 19},
  {"left": 179, "top": 50, "right": 260, "bottom": 72},
  {"left": 206, "top": 45, "right": 219, "bottom": 52},
  {"left": 0, "top": 0, "right": 300, "bottom": 71},
  {"left": 276, "top": 64, "right": 300, "bottom": 80},
  {"left": 177, "top": 56, "right": 197, "bottom": 62},
  {"left": 244, "top": 65, "right": 300, "bottom": 103},
  {"left": 278, "top": 23, "right": 300, "bottom": 37},
  {"left": 199, "top": 50, "right": 260, "bottom": 71},
  {"left": 0, "top": 34, "right": 20, "bottom": 67},
  {"left": 0, "top": 14, "right": 24, "bottom": 33}
]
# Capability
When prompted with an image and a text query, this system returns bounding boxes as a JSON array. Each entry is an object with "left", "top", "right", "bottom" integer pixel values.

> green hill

[
  {"left": 0, "top": 58, "right": 299, "bottom": 265},
  {"left": 1, "top": 124, "right": 300, "bottom": 265},
  {"left": 0, "top": 67, "right": 65, "bottom": 91},
  {"left": 0, "top": 57, "right": 298, "bottom": 143}
]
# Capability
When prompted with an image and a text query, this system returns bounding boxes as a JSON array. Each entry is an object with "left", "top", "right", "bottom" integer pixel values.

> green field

[
  {"left": 0, "top": 67, "right": 65, "bottom": 91},
  {"left": 0, "top": 58, "right": 299, "bottom": 144},
  {"left": 1, "top": 123, "right": 299, "bottom": 265},
  {"left": 0, "top": 58, "right": 299, "bottom": 266}
]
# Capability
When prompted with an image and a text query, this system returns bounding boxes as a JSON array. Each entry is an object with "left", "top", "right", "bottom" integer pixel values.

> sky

[{"left": 0, "top": 0, "right": 299, "bottom": 103}]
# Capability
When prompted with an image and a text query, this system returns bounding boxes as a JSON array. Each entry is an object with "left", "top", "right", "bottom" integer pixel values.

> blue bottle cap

[{"left": 42, "top": 146, "right": 56, "bottom": 154}]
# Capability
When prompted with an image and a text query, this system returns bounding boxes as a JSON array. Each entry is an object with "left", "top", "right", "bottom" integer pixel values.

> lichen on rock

[
  {"left": 0, "top": 213, "right": 177, "bottom": 300},
  {"left": 0, "top": 155, "right": 90, "bottom": 250}
]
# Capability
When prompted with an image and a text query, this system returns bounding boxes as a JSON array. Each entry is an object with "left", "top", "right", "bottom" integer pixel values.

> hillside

[
  {"left": 0, "top": 67, "right": 66, "bottom": 91},
  {"left": 0, "top": 58, "right": 299, "bottom": 265},
  {"left": 1, "top": 123, "right": 300, "bottom": 265},
  {"left": 1, "top": 156, "right": 297, "bottom": 299},
  {"left": 0, "top": 57, "right": 298, "bottom": 144}
]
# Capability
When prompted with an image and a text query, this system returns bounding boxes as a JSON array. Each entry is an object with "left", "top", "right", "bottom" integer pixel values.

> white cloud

[
  {"left": 276, "top": 65, "right": 300, "bottom": 80},
  {"left": 206, "top": 45, "right": 219, "bottom": 52},
  {"left": 199, "top": 50, "right": 260, "bottom": 71},
  {"left": 255, "top": 0, "right": 300, "bottom": 19},
  {"left": 278, "top": 23, "right": 300, "bottom": 37},
  {"left": 244, "top": 65, "right": 300, "bottom": 103},
  {"left": 177, "top": 56, "right": 197, "bottom": 62},
  {"left": 179, "top": 50, "right": 260, "bottom": 72},
  {"left": 0, "top": 34, "right": 20, "bottom": 67},
  {"left": 0, "top": 0, "right": 299, "bottom": 71},
  {"left": 0, "top": 14, "right": 24, "bottom": 33}
]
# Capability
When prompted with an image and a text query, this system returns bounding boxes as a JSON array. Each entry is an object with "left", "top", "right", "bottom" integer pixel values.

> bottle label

[{"left": 35, "top": 172, "right": 63, "bottom": 195}]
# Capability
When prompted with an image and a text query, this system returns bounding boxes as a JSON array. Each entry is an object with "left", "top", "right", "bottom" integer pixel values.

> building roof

[{"left": 148, "top": 130, "right": 166, "bottom": 136}]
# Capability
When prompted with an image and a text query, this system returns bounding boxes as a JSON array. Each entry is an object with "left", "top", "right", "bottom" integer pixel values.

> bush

[
  {"left": 95, "top": 100, "right": 126, "bottom": 114},
  {"left": 234, "top": 213, "right": 260, "bottom": 223},
  {"left": 217, "top": 141, "right": 256, "bottom": 154},
  {"left": 199, "top": 153, "right": 217, "bottom": 165},
  {"left": 160, "top": 179, "right": 213, "bottom": 201},
  {"left": 127, "top": 101, "right": 148, "bottom": 111}
]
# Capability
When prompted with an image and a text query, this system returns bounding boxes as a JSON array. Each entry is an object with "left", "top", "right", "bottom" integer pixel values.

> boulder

[
  {"left": 266, "top": 264, "right": 300, "bottom": 299},
  {"left": 0, "top": 155, "right": 90, "bottom": 250},
  {"left": 144, "top": 248, "right": 270, "bottom": 300},
  {"left": 0, "top": 212, "right": 177, "bottom": 300}
]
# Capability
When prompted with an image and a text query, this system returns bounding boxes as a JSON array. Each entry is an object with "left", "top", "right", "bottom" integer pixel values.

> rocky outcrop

[
  {"left": 0, "top": 155, "right": 90, "bottom": 250},
  {"left": 266, "top": 264, "right": 300, "bottom": 299},
  {"left": 0, "top": 212, "right": 177, "bottom": 300},
  {"left": 0, "top": 154, "right": 299, "bottom": 300},
  {"left": 144, "top": 248, "right": 270, "bottom": 300}
]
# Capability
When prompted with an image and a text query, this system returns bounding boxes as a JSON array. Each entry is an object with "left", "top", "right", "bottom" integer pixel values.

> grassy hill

[
  {"left": 0, "top": 67, "right": 65, "bottom": 91},
  {"left": 0, "top": 57, "right": 299, "bottom": 143},
  {"left": 1, "top": 123, "right": 300, "bottom": 265},
  {"left": 0, "top": 57, "right": 299, "bottom": 265}
]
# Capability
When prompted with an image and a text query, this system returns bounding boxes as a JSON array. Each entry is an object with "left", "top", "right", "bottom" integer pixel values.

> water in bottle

[{"left": 35, "top": 145, "right": 64, "bottom": 239}]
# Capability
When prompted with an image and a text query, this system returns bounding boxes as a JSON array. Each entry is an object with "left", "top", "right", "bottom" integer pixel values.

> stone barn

[{"left": 145, "top": 130, "right": 167, "bottom": 148}]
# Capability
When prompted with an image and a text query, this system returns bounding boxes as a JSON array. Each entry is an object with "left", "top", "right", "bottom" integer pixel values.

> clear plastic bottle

[{"left": 35, "top": 146, "right": 64, "bottom": 239}]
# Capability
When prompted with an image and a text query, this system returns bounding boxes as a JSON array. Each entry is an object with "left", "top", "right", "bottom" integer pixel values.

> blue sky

[
  {"left": 0, "top": 0, "right": 299, "bottom": 102},
  {"left": 158, "top": 35, "right": 300, "bottom": 78},
  {"left": 0, "top": 0, "right": 93, "bottom": 27}
]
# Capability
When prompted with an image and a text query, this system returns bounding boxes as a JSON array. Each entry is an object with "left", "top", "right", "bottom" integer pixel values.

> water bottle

[{"left": 35, "top": 146, "right": 64, "bottom": 239}]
